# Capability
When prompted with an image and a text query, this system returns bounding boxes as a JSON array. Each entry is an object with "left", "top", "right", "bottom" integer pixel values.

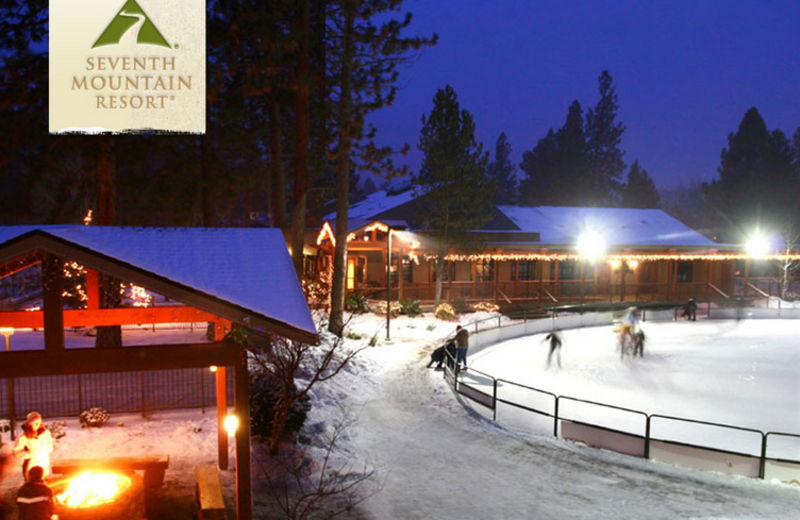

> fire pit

[{"left": 51, "top": 470, "right": 145, "bottom": 520}]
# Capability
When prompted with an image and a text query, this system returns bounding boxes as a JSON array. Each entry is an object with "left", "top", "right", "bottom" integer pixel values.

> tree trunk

[
  {"left": 291, "top": 0, "right": 311, "bottom": 278},
  {"left": 268, "top": 98, "right": 286, "bottom": 228},
  {"left": 434, "top": 256, "right": 444, "bottom": 306},
  {"left": 93, "top": 137, "right": 122, "bottom": 348},
  {"left": 328, "top": 1, "right": 356, "bottom": 337}
]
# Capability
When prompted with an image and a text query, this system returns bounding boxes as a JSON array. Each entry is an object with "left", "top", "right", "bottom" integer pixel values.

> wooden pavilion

[{"left": 0, "top": 226, "right": 318, "bottom": 520}]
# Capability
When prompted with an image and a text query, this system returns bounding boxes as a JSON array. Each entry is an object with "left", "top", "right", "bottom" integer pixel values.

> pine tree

[
  {"left": 585, "top": 71, "right": 626, "bottom": 206},
  {"left": 486, "top": 133, "right": 517, "bottom": 204},
  {"left": 620, "top": 161, "right": 660, "bottom": 209},
  {"left": 415, "top": 85, "right": 494, "bottom": 305},
  {"left": 703, "top": 107, "right": 797, "bottom": 237},
  {"left": 518, "top": 100, "right": 587, "bottom": 206}
]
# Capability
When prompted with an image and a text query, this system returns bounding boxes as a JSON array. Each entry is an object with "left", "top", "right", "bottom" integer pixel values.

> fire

[{"left": 56, "top": 471, "right": 131, "bottom": 507}]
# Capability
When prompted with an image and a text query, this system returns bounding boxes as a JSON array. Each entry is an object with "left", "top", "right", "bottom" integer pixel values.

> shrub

[
  {"left": 79, "top": 407, "right": 110, "bottom": 428},
  {"left": 452, "top": 299, "right": 470, "bottom": 314},
  {"left": 249, "top": 373, "right": 310, "bottom": 440},
  {"left": 472, "top": 301, "right": 500, "bottom": 313},
  {"left": 375, "top": 300, "right": 401, "bottom": 317},
  {"left": 344, "top": 293, "right": 370, "bottom": 313},
  {"left": 400, "top": 299, "right": 422, "bottom": 317},
  {"left": 434, "top": 302, "right": 455, "bottom": 321}
]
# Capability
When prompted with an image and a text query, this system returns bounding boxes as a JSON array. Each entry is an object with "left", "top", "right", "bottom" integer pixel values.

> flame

[{"left": 56, "top": 471, "right": 131, "bottom": 507}]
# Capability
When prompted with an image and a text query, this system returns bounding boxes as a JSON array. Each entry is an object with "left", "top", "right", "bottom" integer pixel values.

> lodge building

[{"left": 308, "top": 185, "right": 790, "bottom": 306}]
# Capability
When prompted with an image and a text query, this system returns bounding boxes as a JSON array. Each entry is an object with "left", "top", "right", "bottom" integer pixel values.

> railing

[{"left": 441, "top": 308, "right": 800, "bottom": 484}]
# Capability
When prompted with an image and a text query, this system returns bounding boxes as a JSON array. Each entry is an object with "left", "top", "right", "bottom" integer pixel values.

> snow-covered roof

[
  {"left": 324, "top": 188, "right": 417, "bottom": 221},
  {"left": 496, "top": 206, "right": 717, "bottom": 248},
  {"left": 0, "top": 226, "right": 316, "bottom": 338}
]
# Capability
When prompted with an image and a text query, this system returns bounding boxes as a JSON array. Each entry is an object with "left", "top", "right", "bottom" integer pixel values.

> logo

[{"left": 92, "top": 0, "right": 172, "bottom": 49}]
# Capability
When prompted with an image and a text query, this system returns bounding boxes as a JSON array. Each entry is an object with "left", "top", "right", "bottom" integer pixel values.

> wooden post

[
  {"left": 554, "top": 260, "right": 560, "bottom": 298},
  {"left": 215, "top": 323, "right": 228, "bottom": 470},
  {"left": 493, "top": 260, "right": 499, "bottom": 303},
  {"left": 538, "top": 261, "right": 544, "bottom": 302},
  {"left": 513, "top": 260, "right": 519, "bottom": 299},
  {"left": 86, "top": 269, "right": 100, "bottom": 310},
  {"left": 471, "top": 262, "right": 477, "bottom": 300},
  {"left": 42, "top": 255, "right": 65, "bottom": 353},
  {"left": 234, "top": 361, "right": 252, "bottom": 520},
  {"left": 398, "top": 247, "right": 404, "bottom": 301}
]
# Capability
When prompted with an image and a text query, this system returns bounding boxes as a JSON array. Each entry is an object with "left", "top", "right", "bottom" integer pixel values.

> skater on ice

[{"left": 544, "top": 330, "right": 563, "bottom": 368}]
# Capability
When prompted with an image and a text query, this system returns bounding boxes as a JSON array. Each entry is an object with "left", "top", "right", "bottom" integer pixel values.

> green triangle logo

[{"left": 92, "top": 0, "right": 171, "bottom": 49}]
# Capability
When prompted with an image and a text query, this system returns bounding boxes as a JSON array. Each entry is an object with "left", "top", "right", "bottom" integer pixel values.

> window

[
  {"left": 402, "top": 256, "right": 413, "bottom": 283},
  {"left": 551, "top": 260, "right": 577, "bottom": 280},
  {"left": 676, "top": 261, "right": 693, "bottom": 283},
  {"left": 513, "top": 260, "right": 537, "bottom": 281},
  {"left": 475, "top": 260, "right": 494, "bottom": 282}
]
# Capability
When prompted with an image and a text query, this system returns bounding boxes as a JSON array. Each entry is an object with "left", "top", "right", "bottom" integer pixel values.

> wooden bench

[
  {"left": 52, "top": 455, "right": 170, "bottom": 489},
  {"left": 195, "top": 466, "right": 226, "bottom": 520}
]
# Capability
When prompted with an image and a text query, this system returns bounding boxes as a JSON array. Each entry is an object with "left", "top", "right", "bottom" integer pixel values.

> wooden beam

[
  {"left": 215, "top": 322, "right": 228, "bottom": 471},
  {"left": 0, "top": 253, "right": 40, "bottom": 279},
  {"left": 0, "top": 306, "right": 222, "bottom": 329},
  {"left": 0, "top": 342, "right": 242, "bottom": 378},
  {"left": 234, "top": 361, "right": 252, "bottom": 520},
  {"left": 86, "top": 269, "right": 100, "bottom": 311}
]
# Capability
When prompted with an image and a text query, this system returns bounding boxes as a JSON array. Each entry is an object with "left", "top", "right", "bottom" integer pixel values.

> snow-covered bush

[
  {"left": 249, "top": 373, "right": 310, "bottom": 440},
  {"left": 79, "top": 407, "right": 110, "bottom": 428},
  {"left": 49, "top": 421, "right": 67, "bottom": 439},
  {"left": 344, "top": 293, "right": 370, "bottom": 313},
  {"left": 400, "top": 299, "right": 422, "bottom": 317},
  {"left": 472, "top": 301, "right": 500, "bottom": 313},
  {"left": 434, "top": 302, "right": 455, "bottom": 321},
  {"left": 375, "top": 300, "right": 401, "bottom": 317}
]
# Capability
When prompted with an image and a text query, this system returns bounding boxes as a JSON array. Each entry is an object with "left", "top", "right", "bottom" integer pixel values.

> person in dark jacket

[
  {"left": 683, "top": 298, "right": 698, "bottom": 321},
  {"left": 455, "top": 325, "right": 470, "bottom": 369},
  {"left": 16, "top": 466, "right": 54, "bottom": 520},
  {"left": 544, "top": 331, "right": 563, "bottom": 368}
]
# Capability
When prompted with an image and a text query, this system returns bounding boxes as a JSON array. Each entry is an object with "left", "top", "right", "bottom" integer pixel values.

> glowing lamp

[
  {"left": 209, "top": 365, "right": 217, "bottom": 373},
  {"left": 609, "top": 259, "right": 622, "bottom": 270},
  {"left": 577, "top": 231, "right": 606, "bottom": 261},
  {"left": 224, "top": 414, "right": 239, "bottom": 435},
  {"left": 628, "top": 260, "right": 639, "bottom": 269},
  {"left": 746, "top": 232, "right": 770, "bottom": 258}
]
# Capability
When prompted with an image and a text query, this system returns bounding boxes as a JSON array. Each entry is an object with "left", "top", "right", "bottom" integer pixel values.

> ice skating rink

[{"left": 468, "top": 319, "right": 800, "bottom": 454}]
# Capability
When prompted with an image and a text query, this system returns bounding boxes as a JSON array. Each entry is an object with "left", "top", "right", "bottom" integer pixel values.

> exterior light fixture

[
  {"left": 628, "top": 260, "right": 639, "bottom": 269},
  {"left": 209, "top": 365, "right": 218, "bottom": 373},
  {"left": 224, "top": 414, "right": 239, "bottom": 436},
  {"left": 577, "top": 231, "right": 606, "bottom": 262},
  {"left": 609, "top": 259, "right": 622, "bottom": 270},
  {"left": 746, "top": 231, "right": 770, "bottom": 258}
]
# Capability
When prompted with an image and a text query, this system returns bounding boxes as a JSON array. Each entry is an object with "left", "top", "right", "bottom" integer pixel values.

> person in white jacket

[{"left": 13, "top": 412, "right": 54, "bottom": 481}]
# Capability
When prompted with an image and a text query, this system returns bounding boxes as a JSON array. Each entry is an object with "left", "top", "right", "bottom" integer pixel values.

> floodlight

[
  {"left": 577, "top": 231, "right": 606, "bottom": 261},
  {"left": 746, "top": 231, "right": 770, "bottom": 258},
  {"left": 609, "top": 258, "right": 622, "bottom": 270},
  {"left": 628, "top": 260, "right": 639, "bottom": 269}
]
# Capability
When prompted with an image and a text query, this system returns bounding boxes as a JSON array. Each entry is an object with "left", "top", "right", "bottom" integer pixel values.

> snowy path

[{"left": 349, "top": 339, "right": 799, "bottom": 519}]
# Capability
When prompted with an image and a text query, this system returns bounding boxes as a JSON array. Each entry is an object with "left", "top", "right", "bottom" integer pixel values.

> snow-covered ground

[{"left": 1, "top": 312, "right": 798, "bottom": 519}]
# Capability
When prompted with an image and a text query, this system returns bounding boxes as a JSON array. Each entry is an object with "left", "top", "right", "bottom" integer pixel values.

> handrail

[
  {"left": 542, "top": 287, "right": 557, "bottom": 303},
  {"left": 496, "top": 287, "right": 513, "bottom": 305},
  {"left": 443, "top": 308, "right": 800, "bottom": 482},
  {"left": 746, "top": 282, "right": 770, "bottom": 299},
  {"left": 707, "top": 283, "right": 729, "bottom": 299}
]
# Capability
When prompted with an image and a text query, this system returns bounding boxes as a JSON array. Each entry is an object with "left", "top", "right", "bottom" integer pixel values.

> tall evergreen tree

[
  {"left": 327, "top": 1, "right": 436, "bottom": 336},
  {"left": 703, "top": 107, "right": 797, "bottom": 239},
  {"left": 518, "top": 100, "right": 587, "bottom": 205},
  {"left": 620, "top": 161, "right": 660, "bottom": 209},
  {"left": 415, "top": 85, "right": 493, "bottom": 304},
  {"left": 585, "top": 71, "right": 626, "bottom": 205},
  {"left": 486, "top": 132, "right": 517, "bottom": 204}
]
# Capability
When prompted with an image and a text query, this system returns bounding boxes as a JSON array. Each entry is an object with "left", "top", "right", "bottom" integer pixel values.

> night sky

[{"left": 368, "top": 0, "right": 800, "bottom": 189}]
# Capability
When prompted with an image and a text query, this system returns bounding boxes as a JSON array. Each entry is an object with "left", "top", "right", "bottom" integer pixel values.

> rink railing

[{"left": 441, "top": 307, "right": 800, "bottom": 486}]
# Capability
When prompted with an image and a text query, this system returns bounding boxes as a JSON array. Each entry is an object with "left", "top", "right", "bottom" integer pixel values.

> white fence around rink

[{"left": 444, "top": 306, "right": 800, "bottom": 487}]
